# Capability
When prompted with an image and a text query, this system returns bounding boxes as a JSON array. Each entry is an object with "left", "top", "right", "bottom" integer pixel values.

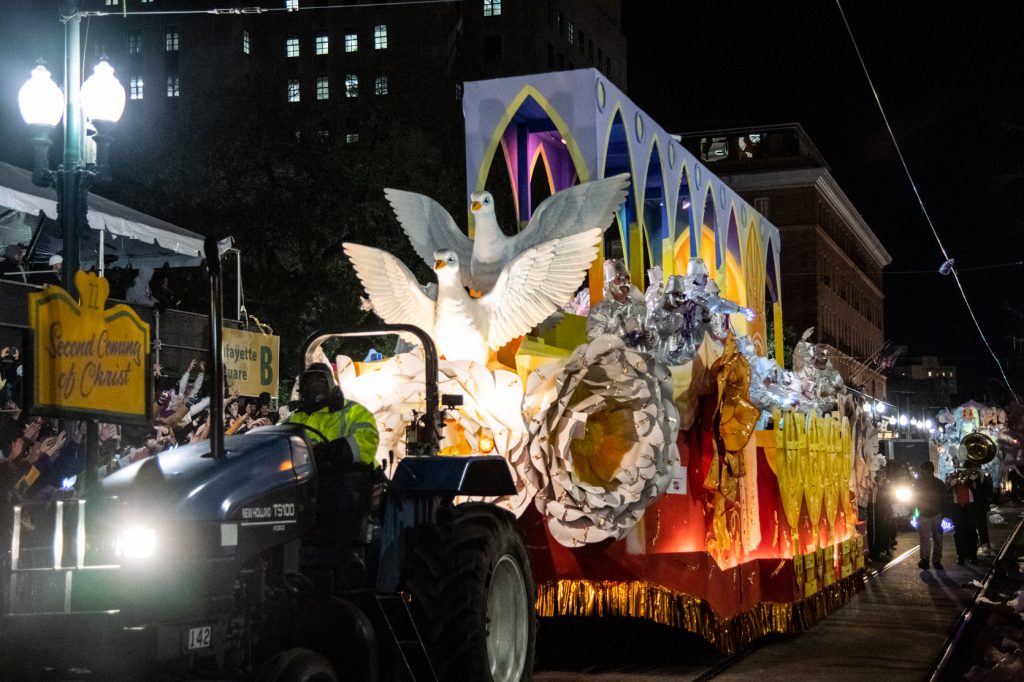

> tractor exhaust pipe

[{"left": 205, "top": 236, "right": 225, "bottom": 460}]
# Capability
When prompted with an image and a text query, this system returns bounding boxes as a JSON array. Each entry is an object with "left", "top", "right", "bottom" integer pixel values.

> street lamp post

[{"left": 17, "top": 2, "right": 125, "bottom": 299}]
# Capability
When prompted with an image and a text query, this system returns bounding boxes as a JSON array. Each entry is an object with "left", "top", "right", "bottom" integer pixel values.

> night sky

[{"left": 623, "top": 0, "right": 1024, "bottom": 398}]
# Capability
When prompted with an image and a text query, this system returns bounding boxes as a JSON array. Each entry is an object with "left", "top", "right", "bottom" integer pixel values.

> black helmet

[{"left": 297, "top": 362, "right": 341, "bottom": 410}]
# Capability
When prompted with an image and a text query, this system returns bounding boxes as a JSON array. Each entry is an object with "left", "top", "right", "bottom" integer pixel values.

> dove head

[
  {"left": 433, "top": 249, "right": 459, "bottom": 272},
  {"left": 469, "top": 191, "right": 494, "bottom": 214}
]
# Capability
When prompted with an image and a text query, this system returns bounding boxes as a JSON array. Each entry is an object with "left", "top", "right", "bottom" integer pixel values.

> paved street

[{"left": 535, "top": 509, "right": 1021, "bottom": 680}]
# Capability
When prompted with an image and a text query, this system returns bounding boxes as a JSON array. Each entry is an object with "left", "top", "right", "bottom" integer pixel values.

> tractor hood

[{"left": 99, "top": 426, "right": 313, "bottom": 522}]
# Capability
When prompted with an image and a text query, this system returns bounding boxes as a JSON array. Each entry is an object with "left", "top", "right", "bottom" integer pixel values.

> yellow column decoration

[
  {"left": 801, "top": 413, "right": 824, "bottom": 551},
  {"left": 779, "top": 409, "right": 804, "bottom": 553},
  {"left": 839, "top": 416, "right": 854, "bottom": 522},
  {"left": 821, "top": 416, "right": 839, "bottom": 542},
  {"left": 772, "top": 302, "right": 785, "bottom": 365}
]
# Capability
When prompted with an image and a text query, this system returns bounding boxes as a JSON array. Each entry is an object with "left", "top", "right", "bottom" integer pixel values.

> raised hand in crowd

[
  {"left": 43, "top": 431, "right": 67, "bottom": 458},
  {"left": 23, "top": 419, "right": 41, "bottom": 443}
]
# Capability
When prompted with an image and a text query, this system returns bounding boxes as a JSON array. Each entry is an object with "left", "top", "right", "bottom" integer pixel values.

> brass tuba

[{"left": 961, "top": 431, "right": 998, "bottom": 467}]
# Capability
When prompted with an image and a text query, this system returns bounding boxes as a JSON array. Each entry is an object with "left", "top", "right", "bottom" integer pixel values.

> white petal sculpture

[
  {"left": 385, "top": 173, "right": 630, "bottom": 294},
  {"left": 335, "top": 350, "right": 540, "bottom": 516},
  {"left": 530, "top": 335, "right": 680, "bottom": 546}
]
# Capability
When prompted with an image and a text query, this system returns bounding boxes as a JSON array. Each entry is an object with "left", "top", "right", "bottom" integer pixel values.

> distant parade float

[{"left": 333, "top": 70, "right": 888, "bottom": 652}]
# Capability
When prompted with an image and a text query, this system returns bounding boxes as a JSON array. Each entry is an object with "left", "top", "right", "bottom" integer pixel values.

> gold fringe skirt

[{"left": 535, "top": 572, "right": 864, "bottom": 654}]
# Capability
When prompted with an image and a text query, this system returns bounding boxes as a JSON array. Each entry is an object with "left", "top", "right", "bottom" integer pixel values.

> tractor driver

[{"left": 286, "top": 362, "right": 380, "bottom": 468}]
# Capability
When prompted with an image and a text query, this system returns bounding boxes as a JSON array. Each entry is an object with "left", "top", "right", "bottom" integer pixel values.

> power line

[
  {"left": 834, "top": 0, "right": 1020, "bottom": 405},
  {"left": 783, "top": 260, "right": 1024, "bottom": 276}
]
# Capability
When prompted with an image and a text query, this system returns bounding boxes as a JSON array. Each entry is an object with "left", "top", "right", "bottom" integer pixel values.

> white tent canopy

[{"left": 0, "top": 161, "right": 204, "bottom": 266}]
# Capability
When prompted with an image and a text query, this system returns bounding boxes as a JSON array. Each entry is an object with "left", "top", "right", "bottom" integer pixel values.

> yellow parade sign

[
  {"left": 222, "top": 327, "right": 279, "bottom": 397},
  {"left": 28, "top": 272, "right": 151, "bottom": 423}
]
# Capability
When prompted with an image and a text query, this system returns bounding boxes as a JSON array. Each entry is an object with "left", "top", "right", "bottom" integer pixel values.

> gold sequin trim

[{"left": 534, "top": 572, "right": 864, "bottom": 655}]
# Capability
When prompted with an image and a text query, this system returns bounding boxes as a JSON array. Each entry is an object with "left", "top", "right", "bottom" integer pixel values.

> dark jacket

[{"left": 913, "top": 474, "right": 949, "bottom": 517}]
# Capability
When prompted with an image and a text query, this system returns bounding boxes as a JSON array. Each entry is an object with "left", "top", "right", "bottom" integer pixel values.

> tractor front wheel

[{"left": 405, "top": 503, "right": 536, "bottom": 681}]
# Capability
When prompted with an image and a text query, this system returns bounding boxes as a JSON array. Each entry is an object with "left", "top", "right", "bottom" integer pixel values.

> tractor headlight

[
  {"left": 115, "top": 526, "right": 157, "bottom": 559},
  {"left": 894, "top": 486, "right": 912, "bottom": 504}
]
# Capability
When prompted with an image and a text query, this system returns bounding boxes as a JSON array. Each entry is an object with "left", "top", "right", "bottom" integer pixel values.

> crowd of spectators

[
  {"left": 2, "top": 242, "right": 190, "bottom": 312},
  {"left": 1, "top": 347, "right": 282, "bottom": 505}
]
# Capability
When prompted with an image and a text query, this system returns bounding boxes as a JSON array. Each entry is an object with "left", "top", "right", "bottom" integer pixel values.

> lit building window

[
  {"left": 315, "top": 30, "right": 329, "bottom": 55},
  {"left": 568, "top": 21, "right": 575, "bottom": 45},
  {"left": 105, "top": 0, "right": 118, "bottom": 5},
  {"left": 346, "top": 133, "right": 359, "bottom": 144},
  {"left": 345, "top": 31, "right": 358, "bottom": 52},
  {"left": 166, "top": 75, "right": 180, "bottom": 97},
  {"left": 129, "top": 76, "right": 144, "bottom": 100},
  {"left": 345, "top": 74, "right": 358, "bottom": 97},
  {"left": 374, "top": 24, "right": 388, "bottom": 49},
  {"left": 243, "top": 30, "right": 250, "bottom": 54},
  {"left": 285, "top": 0, "right": 298, "bottom": 10},
  {"left": 483, "top": 0, "right": 501, "bottom": 16},
  {"left": 141, "top": 0, "right": 152, "bottom": 3},
  {"left": 455, "top": 82, "right": 463, "bottom": 100},
  {"left": 165, "top": 29, "right": 179, "bottom": 51},
  {"left": 286, "top": 36, "right": 300, "bottom": 57},
  {"left": 287, "top": 78, "right": 300, "bottom": 102},
  {"left": 128, "top": 32, "right": 142, "bottom": 55},
  {"left": 374, "top": 75, "right": 388, "bottom": 95},
  {"left": 316, "top": 76, "right": 329, "bottom": 100}
]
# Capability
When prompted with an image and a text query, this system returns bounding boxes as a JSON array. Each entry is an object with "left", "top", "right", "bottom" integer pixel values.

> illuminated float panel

[{"left": 340, "top": 69, "right": 871, "bottom": 654}]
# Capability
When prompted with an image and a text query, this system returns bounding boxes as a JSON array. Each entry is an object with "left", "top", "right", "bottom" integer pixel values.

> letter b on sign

[{"left": 260, "top": 346, "right": 273, "bottom": 385}]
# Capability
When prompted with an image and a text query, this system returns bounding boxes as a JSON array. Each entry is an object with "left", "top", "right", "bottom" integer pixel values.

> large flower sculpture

[
  {"left": 335, "top": 350, "right": 538, "bottom": 516},
  {"left": 530, "top": 334, "right": 680, "bottom": 547}
]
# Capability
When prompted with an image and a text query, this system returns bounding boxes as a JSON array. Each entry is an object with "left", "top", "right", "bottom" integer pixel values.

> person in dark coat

[
  {"left": 912, "top": 460, "right": 949, "bottom": 570},
  {"left": 39, "top": 254, "right": 63, "bottom": 287},
  {"left": 0, "top": 245, "right": 27, "bottom": 283},
  {"left": 869, "top": 469, "right": 895, "bottom": 562},
  {"left": 950, "top": 471, "right": 979, "bottom": 565}
]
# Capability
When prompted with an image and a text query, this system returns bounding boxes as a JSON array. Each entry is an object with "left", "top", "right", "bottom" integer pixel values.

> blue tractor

[{"left": 0, "top": 238, "right": 536, "bottom": 681}]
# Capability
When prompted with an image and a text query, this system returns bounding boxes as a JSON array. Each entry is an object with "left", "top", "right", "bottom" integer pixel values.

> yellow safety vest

[{"left": 287, "top": 401, "right": 380, "bottom": 467}]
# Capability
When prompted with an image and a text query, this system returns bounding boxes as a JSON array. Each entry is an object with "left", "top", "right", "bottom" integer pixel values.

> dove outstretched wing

[
  {"left": 482, "top": 228, "right": 602, "bottom": 350},
  {"left": 510, "top": 173, "right": 630, "bottom": 254},
  {"left": 343, "top": 242, "right": 436, "bottom": 334},
  {"left": 384, "top": 188, "right": 473, "bottom": 287}
]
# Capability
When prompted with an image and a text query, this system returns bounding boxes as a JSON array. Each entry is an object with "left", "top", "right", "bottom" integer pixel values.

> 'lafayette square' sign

[{"left": 28, "top": 271, "right": 151, "bottom": 423}]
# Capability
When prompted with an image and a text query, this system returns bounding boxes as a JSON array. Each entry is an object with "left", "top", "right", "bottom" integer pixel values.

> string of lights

[{"left": 834, "top": 0, "right": 1020, "bottom": 405}]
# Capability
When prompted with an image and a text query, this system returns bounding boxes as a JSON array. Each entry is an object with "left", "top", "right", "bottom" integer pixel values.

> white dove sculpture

[
  {"left": 343, "top": 230, "right": 601, "bottom": 364},
  {"left": 384, "top": 172, "right": 630, "bottom": 295}
]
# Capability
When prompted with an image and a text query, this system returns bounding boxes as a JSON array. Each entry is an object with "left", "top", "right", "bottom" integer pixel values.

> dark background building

[
  {"left": 681, "top": 123, "right": 891, "bottom": 398},
  {"left": 887, "top": 355, "right": 959, "bottom": 422},
  {"left": 2, "top": 1, "right": 627, "bottom": 172},
  {"left": 0, "top": 1, "right": 629, "bottom": 361}
]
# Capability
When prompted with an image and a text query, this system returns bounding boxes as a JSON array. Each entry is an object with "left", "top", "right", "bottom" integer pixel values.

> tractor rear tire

[
  {"left": 405, "top": 503, "right": 536, "bottom": 682},
  {"left": 256, "top": 647, "right": 338, "bottom": 682}
]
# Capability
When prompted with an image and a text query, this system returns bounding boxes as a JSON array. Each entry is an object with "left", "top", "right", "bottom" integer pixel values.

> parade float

[
  {"left": 931, "top": 400, "right": 1015, "bottom": 492},
  {"left": 320, "top": 70, "right": 884, "bottom": 653}
]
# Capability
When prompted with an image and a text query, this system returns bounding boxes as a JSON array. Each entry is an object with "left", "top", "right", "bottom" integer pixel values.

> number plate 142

[{"left": 188, "top": 626, "right": 212, "bottom": 650}]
